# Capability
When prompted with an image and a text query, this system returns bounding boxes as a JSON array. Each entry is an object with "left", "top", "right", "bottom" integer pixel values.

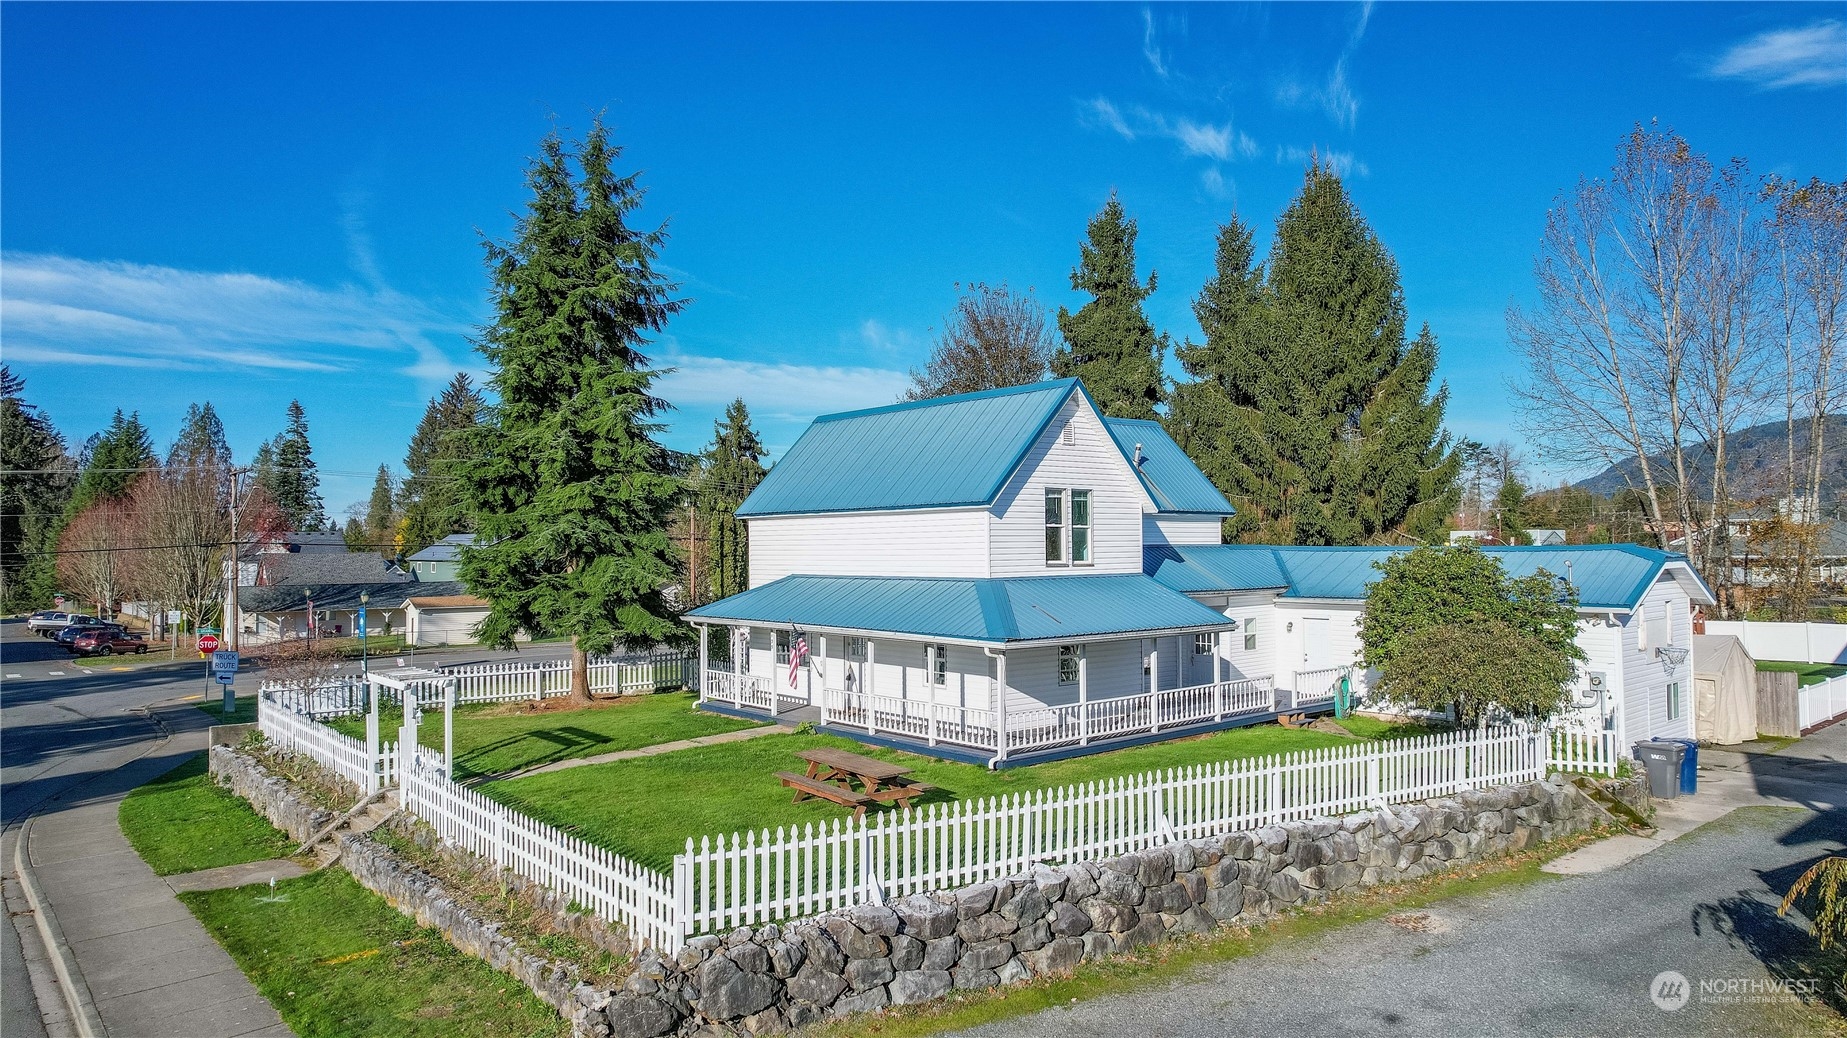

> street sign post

[{"left": 211, "top": 649, "right": 239, "bottom": 713}]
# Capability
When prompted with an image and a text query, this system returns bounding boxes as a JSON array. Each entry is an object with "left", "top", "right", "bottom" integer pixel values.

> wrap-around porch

[{"left": 695, "top": 623, "right": 1339, "bottom": 765}]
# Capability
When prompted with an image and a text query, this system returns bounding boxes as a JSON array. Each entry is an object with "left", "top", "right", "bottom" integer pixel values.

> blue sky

[{"left": 3, "top": 2, "right": 1843, "bottom": 515}]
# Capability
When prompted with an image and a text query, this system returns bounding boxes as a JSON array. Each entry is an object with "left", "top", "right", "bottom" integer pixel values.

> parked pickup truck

[
  {"left": 27, "top": 611, "right": 99, "bottom": 635},
  {"left": 70, "top": 629, "right": 150, "bottom": 657}
]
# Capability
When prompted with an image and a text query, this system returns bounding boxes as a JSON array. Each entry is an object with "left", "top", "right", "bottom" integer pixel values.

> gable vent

[{"left": 1061, "top": 424, "right": 1076, "bottom": 446}]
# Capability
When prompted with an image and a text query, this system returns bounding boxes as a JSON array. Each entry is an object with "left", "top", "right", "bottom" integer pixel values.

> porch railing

[
  {"left": 1006, "top": 676, "right": 1276, "bottom": 754},
  {"left": 703, "top": 670, "right": 773, "bottom": 712},
  {"left": 1290, "top": 666, "right": 1349, "bottom": 708},
  {"left": 822, "top": 689, "right": 1000, "bottom": 751}
]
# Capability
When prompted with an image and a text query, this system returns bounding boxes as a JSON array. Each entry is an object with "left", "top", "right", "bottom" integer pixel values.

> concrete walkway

[
  {"left": 476, "top": 722, "right": 791, "bottom": 784},
  {"left": 13, "top": 700, "right": 290, "bottom": 1038},
  {"left": 164, "top": 860, "right": 311, "bottom": 896}
]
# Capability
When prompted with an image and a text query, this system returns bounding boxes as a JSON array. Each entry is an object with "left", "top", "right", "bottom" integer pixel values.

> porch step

[{"left": 296, "top": 790, "right": 400, "bottom": 870}]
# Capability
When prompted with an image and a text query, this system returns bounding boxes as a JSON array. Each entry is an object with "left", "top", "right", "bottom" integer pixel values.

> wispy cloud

[
  {"left": 1707, "top": 20, "right": 1846, "bottom": 89},
  {"left": 855, "top": 318, "right": 922, "bottom": 359},
  {"left": 1275, "top": 0, "right": 1373, "bottom": 128},
  {"left": 0, "top": 252, "right": 477, "bottom": 379},
  {"left": 1275, "top": 144, "right": 1370, "bottom": 179},
  {"left": 1082, "top": 98, "right": 1258, "bottom": 162},
  {"left": 654, "top": 348, "right": 910, "bottom": 422},
  {"left": 1141, "top": 8, "right": 1169, "bottom": 78}
]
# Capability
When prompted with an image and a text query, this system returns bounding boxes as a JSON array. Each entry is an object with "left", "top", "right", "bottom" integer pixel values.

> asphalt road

[
  {"left": 955, "top": 739, "right": 1847, "bottom": 1038},
  {"left": 0, "top": 618, "right": 576, "bottom": 1035}
]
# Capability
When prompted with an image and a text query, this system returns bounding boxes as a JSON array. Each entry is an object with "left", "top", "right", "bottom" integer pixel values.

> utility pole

[{"left": 225, "top": 464, "right": 252, "bottom": 653}]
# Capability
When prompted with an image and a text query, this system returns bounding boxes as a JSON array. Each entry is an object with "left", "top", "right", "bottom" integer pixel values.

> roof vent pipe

[{"left": 1134, "top": 443, "right": 1144, "bottom": 467}]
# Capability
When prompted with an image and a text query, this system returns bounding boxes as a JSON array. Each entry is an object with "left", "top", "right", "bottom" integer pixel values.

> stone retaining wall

[
  {"left": 575, "top": 777, "right": 1603, "bottom": 1038},
  {"left": 208, "top": 744, "right": 336, "bottom": 845}
]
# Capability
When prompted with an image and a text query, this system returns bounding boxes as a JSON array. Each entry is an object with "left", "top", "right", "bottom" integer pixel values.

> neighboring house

[
  {"left": 407, "top": 534, "right": 476, "bottom": 582},
  {"left": 238, "top": 580, "right": 468, "bottom": 645},
  {"left": 404, "top": 594, "right": 495, "bottom": 647},
  {"left": 685, "top": 378, "right": 1714, "bottom": 767}
]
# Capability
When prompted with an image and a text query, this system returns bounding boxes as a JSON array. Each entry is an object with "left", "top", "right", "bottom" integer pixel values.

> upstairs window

[
  {"left": 1044, "top": 488, "right": 1093, "bottom": 565},
  {"left": 1045, "top": 489, "right": 1065, "bottom": 563},
  {"left": 1244, "top": 619, "right": 1258, "bottom": 653},
  {"left": 1058, "top": 645, "right": 1080, "bottom": 684}
]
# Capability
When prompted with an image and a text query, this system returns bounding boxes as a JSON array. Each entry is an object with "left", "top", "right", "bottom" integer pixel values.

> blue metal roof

[
  {"left": 1102, "top": 418, "right": 1235, "bottom": 515},
  {"left": 686, "top": 573, "right": 1233, "bottom": 643},
  {"left": 1146, "top": 543, "right": 1711, "bottom": 610},
  {"left": 736, "top": 380, "right": 1083, "bottom": 517}
]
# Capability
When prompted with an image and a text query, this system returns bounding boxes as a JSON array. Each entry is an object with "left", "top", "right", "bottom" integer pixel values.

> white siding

[
  {"left": 746, "top": 509, "right": 989, "bottom": 587},
  {"left": 1275, "top": 601, "right": 1367, "bottom": 686},
  {"left": 988, "top": 395, "right": 1149, "bottom": 576},
  {"left": 1618, "top": 575, "right": 1696, "bottom": 742},
  {"left": 1003, "top": 640, "right": 1146, "bottom": 713},
  {"left": 1143, "top": 514, "right": 1223, "bottom": 548},
  {"left": 410, "top": 606, "right": 486, "bottom": 647}
]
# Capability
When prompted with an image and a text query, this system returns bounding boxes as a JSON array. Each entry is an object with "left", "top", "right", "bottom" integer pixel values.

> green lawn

[
  {"left": 1757, "top": 661, "right": 1847, "bottom": 686},
  {"left": 484, "top": 721, "right": 1393, "bottom": 870},
  {"left": 327, "top": 692, "right": 763, "bottom": 780},
  {"left": 181, "top": 869, "right": 566, "bottom": 1038},
  {"left": 195, "top": 693, "right": 259, "bottom": 725},
  {"left": 118, "top": 753, "right": 296, "bottom": 875}
]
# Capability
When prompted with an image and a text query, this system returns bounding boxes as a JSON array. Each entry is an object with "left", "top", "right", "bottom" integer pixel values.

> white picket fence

[
  {"left": 257, "top": 692, "right": 1616, "bottom": 953},
  {"left": 432, "top": 650, "right": 696, "bottom": 704},
  {"left": 1798, "top": 674, "right": 1847, "bottom": 731}
]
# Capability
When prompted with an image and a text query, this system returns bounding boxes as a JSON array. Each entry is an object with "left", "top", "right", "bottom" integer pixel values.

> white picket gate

[
  {"left": 1798, "top": 674, "right": 1847, "bottom": 731},
  {"left": 257, "top": 692, "right": 1610, "bottom": 953}
]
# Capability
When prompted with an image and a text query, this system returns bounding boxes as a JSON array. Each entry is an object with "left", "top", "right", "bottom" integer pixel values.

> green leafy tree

[
  {"left": 400, "top": 373, "right": 485, "bottom": 553},
  {"left": 1167, "top": 163, "right": 1460, "bottom": 544},
  {"left": 458, "top": 122, "right": 685, "bottom": 699},
  {"left": 1051, "top": 194, "right": 1167, "bottom": 419},
  {"left": 696, "top": 398, "right": 767, "bottom": 603},
  {"left": 265, "top": 400, "right": 326, "bottom": 532},
  {"left": 67, "top": 410, "right": 155, "bottom": 516},
  {"left": 0, "top": 368, "right": 74, "bottom": 608},
  {"left": 1358, "top": 544, "right": 1585, "bottom": 725}
]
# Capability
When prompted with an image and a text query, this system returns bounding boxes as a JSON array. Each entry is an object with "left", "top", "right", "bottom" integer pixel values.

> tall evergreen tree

[
  {"left": 365, "top": 464, "right": 397, "bottom": 554},
  {"left": 0, "top": 368, "right": 75, "bottom": 608},
  {"left": 458, "top": 122, "right": 686, "bottom": 699},
  {"left": 400, "top": 373, "right": 484, "bottom": 553},
  {"left": 696, "top": 399, "right": 767, "bottom": 603},
  {"left": 1167, "top": 163, "right": 1459, "bottom": 544},
  {"left": 67, "top": 410, "right": 155, "bottom": 516},
  {"left": 268, "top": 400, "right": 327, "bottom": 532},
  {"left": 167, "top": 402, "right": 230, "bottom": 469},
  {"left": 1051, "top": 194, "right": 1168, "bottom": 419}
]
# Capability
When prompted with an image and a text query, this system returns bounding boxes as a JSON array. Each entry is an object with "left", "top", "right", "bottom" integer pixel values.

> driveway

[{"left": 954, "top": 725, "right": 1847, "bottom": 1038}]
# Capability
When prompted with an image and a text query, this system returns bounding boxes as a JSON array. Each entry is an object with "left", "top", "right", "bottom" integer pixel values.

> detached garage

[{"left": 405, "top": 595, "right": 490, "bottom": 648}]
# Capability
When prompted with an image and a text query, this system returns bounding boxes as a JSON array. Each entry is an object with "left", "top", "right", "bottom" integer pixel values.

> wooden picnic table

[{"left": 776, "top": 747, "right": 935, "bottom": 818}]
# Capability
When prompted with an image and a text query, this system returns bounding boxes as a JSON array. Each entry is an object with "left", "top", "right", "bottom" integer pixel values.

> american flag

[{"left": 787, "top": 629, "right": 808, "bottom": 689}]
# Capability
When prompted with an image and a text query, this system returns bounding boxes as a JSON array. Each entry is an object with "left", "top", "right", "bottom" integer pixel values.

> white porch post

[
  {"left": 994, "top": 649, "right": 1009, "bottom": 761},
  {"left": 697, "top": 624, "right": 709, "bottom": 704},
  {"left": 444, "top": 679, "right": 457, "bottom": 781},
  {"left": 1215, "top": 630, "right": 1229, "bottom": 720},
  {"left": 1148, "top": 639, "right": 1160, "bottom": 734},
  {"left": 816, "top": 634, "right": 827, "bottom": 707},
  {"left": 1078, "top": 647, "right": 1090, "bottom": 747},
  {"left": 866, "top": 638, "right": 876, "bottom": 697},
  {"left": 736, "top": 626, "right": 747, "bottom": 676}
]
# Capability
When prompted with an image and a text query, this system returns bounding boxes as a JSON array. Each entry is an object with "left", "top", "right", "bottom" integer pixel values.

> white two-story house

[{"left": 686, "top": 378, "right": 1714, "bottom": 766}]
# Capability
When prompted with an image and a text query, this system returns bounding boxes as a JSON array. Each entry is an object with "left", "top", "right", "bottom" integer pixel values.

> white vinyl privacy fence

[{"left": 256, "top": 692, "right": 1617, "bottom": 954}]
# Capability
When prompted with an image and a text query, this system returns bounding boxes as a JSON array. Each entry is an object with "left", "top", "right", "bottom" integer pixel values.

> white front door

[{"left": 1301, "top": 617, "right": 1332, "bottom": 671}]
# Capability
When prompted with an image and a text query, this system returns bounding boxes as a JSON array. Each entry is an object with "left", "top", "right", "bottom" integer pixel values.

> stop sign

[{"left": 197, "top": 633, "right": 220, "bottom": 654}]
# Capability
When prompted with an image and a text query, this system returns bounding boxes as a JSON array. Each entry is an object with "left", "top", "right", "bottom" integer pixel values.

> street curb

[{"left": 8, "top": 694, "right": 190, "bottom": 1038}]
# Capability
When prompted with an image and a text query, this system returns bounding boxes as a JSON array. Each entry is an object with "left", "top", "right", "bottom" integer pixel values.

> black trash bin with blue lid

[
  {"left": 1632, "top": 740, "right": 1685, "bottom": 799},
  {"left": 1668, "top": 738, "right": 1699, "bottom": 795}
]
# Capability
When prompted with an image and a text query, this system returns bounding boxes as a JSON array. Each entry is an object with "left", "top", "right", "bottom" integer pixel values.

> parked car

[
  {"left": 56, "top": 622, "right": 123, "bottom": 650},
  {"left": 27, "top": 611, "right": 77, "bottom": 635},
  {"left": 70, "top": 629, "right": 149, "bottom": 657}
]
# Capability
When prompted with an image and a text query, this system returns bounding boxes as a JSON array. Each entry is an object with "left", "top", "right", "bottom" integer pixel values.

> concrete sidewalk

[{"left": 14, "top": 701, "right": 290, "bottom": 1038}]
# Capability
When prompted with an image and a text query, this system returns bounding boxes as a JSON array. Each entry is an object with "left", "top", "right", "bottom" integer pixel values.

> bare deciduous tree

[
  {"left": 904, "top": 283, "right": 1054, "bottom": 400},
  {"left": 125, "top": 461, "right": 230, "bottom": 638},
  {"left": 57, "top": 499, "right": 131, "bottom": 618}
]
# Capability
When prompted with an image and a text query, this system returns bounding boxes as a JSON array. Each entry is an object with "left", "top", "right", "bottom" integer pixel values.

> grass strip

[
  {"left": 117, "top": 752, "right": 295, "bottom": 876},
  {"left": 181, "top": 868, "right": 568, "bottom": 1038}
]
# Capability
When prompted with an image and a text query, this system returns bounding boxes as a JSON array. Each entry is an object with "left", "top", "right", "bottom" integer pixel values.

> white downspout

[{"left": 985, "top": 645, "right": 1008, "bottom": 769}]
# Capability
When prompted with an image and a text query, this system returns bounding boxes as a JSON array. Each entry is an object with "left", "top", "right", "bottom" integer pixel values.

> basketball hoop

[{"left": 1654, "top": 645, "right": 1690, "bottom": 667}]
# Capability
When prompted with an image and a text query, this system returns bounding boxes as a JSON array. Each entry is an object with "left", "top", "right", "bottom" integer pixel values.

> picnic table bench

[{"left": 776, "top": 747, "right": 935, "bottom": 818}]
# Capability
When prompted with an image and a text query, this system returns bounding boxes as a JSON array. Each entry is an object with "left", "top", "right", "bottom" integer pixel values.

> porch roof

[{"left": 685, "top": 573, "right": 1233, "bottom": 645}]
